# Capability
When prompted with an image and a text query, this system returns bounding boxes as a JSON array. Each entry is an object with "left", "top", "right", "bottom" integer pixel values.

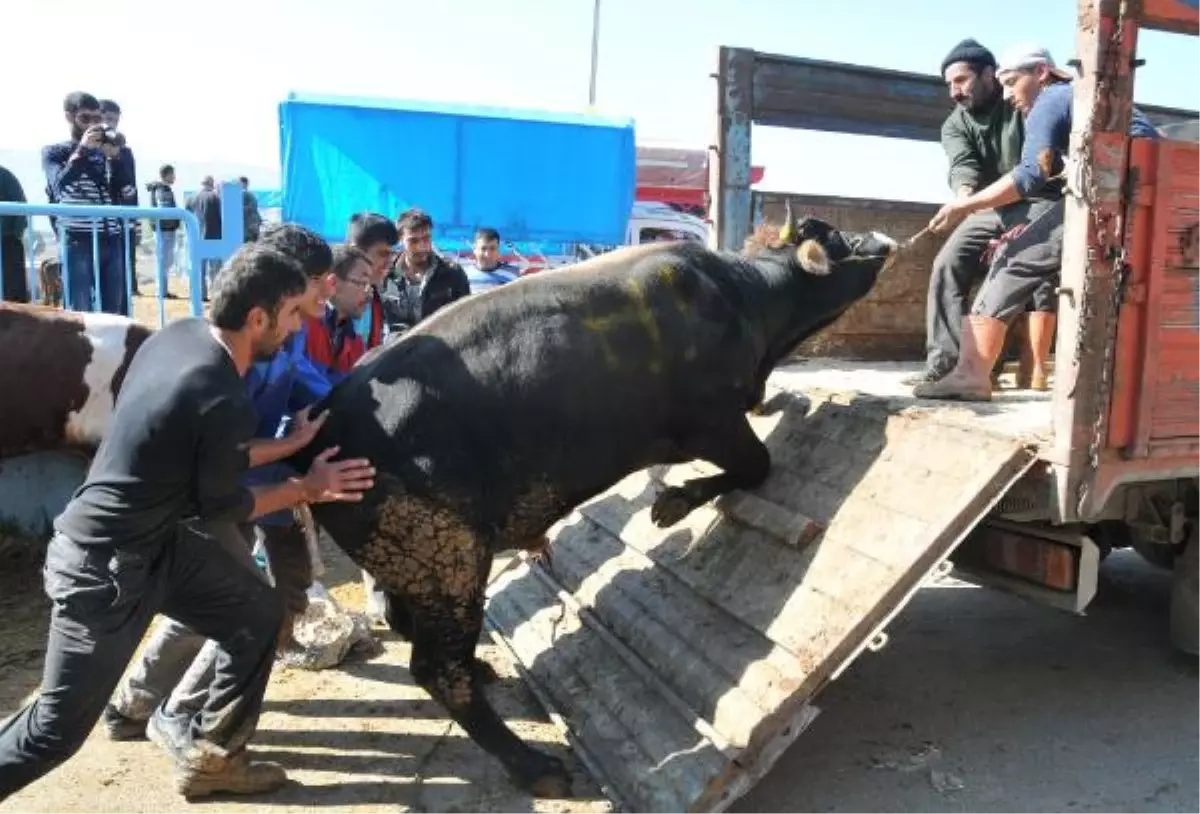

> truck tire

[
  {"left": 1092, "top": 520, "right": 1177, "bottom": 570},
  {"left": 1169, "top": 526, "right": 1198, "bottom": 656}
]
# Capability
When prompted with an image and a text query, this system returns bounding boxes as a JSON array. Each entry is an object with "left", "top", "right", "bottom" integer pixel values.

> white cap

[{"left": 996, "top": 43, "right": 1075, "bottom": 81}]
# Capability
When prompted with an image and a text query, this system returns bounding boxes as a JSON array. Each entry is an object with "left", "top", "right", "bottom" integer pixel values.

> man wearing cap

[
  {"left": 915, "top": 44, "right": 1160, "bottom": 401},
  {"left": 907, "top": 38, "right": 1029, "bottom": 388}
]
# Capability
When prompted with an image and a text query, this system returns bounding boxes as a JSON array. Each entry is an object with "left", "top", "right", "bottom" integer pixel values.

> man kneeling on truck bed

[{"left": 917, "top": 44, "right": 1160, "bottom": 402}]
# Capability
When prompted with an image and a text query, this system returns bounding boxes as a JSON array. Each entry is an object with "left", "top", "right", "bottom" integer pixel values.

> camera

[{"left": 100, "top": 127, "right": 125, "bottom": 148}]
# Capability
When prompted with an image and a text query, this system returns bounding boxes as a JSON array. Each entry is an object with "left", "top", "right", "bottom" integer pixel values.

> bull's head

[
  {"left": 776, "top": 199, "right": 846, "bottom": 275},
  {"left": 747, "top": 203, "right": 900, "bottom": 365}
]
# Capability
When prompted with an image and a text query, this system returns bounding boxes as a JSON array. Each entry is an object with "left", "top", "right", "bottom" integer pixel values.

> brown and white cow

[{"left": 0, "top": 303, "right": 152, "bottom": 460}]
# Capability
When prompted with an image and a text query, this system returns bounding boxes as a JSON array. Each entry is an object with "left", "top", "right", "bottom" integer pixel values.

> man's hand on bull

[
  {"left": 287, "top": 406, "right": 329, "bottom": 449},
  {"left": 929, "top": 200, "right": 969, "bottom": 234},
  {"left": 297, "top": 446, "right": 376, "bottom": 503},
  {"left": 244, "top": 408, "right": 330, "bottom": 469}
]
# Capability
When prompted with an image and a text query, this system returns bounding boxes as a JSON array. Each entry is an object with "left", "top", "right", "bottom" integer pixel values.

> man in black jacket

[
  {"left": 187, "top": 177, "right": 223, "bottom": 300},
  {"left": 0, "top": 244, "right": 375, "bottom": 802},
  {"left": 380, "top": 207, "right": 470, "bottom": 331},
  {"left": 0, "top": 164, "right": 29, "bottom": 303}
]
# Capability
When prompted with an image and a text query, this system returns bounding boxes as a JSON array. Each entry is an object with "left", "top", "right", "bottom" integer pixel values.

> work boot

[
  {"left": 1016, "top": 312, "right": 1057, "bottom": 391},
  {"left": 159, "top": 716, "right": 287, "bottom": 799},
  {"left": 102, "top": 703, "right": 148, "bottom": 742},
  {"left": 913, "top": 316, "right": 1009, "bottom": 402},
  {"left": 173, "top": 749, "right": 289, "bottom": 799}
]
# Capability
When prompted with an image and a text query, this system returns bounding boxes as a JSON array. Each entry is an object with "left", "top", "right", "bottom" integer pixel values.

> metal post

[{"left": 588, "top": 0, "right": 601, "bottom": 107}]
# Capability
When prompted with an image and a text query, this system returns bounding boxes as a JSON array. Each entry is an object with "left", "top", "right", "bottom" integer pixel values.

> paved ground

[{"left": 735, "top": 552, "right": 1198, "bottom": 813}]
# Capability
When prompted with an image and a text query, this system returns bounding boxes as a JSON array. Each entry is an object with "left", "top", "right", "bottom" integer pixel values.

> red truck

[{"left": 482, "top": 2, "right": 1200, "bottom": 812}]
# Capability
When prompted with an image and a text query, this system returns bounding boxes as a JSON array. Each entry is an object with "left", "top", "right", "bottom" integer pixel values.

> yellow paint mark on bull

[{"left": 582, "top": 275, "right": 666, "bottom": 373}]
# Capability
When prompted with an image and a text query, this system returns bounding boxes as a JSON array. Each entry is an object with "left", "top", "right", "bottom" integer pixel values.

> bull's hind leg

[
  {"left": 408, "top": 592, "right": 569, "bottom": 796},
  {"left": 651, "top": 410, "right": 771, "bottom": 528},
  {"left": 362, "top": 495, "right": 565, "bottom": 794},
  {"left": 382, "top": 590, "right": 499, "bottom": 685}
]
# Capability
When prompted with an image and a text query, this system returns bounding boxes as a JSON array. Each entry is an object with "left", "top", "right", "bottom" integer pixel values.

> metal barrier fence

[{"left": 0, "top": 181, "right": 247, "bottom": 328}]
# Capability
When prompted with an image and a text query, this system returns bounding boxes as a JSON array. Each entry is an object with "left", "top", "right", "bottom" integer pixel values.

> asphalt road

[{"left": 734, "top": 551, "right": 1199, "bottom": 813}]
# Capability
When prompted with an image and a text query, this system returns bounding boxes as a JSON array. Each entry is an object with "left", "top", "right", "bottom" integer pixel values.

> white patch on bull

[
  {"left": 796, "top": 238, "right": 831, "bottom": 275},
  {"left": 63, "top": 312, "right": 134, "bottom": 447}
]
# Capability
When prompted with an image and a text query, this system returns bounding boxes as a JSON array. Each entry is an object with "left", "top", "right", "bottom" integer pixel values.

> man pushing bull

[
  {"left": 101, "top": 225, "right": 350, "bottom": 747},
  {"left": 0, "top": 243, "right": 374, "bottom": 801}
]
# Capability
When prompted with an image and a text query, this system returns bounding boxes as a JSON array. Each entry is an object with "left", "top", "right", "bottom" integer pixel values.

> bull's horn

[{"left": 779, "top": 198, "right": 795, "bottom": 243}]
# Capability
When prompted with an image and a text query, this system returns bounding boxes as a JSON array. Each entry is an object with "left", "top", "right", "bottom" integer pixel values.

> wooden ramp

[{"left": 483, "top": 387, "right": 1037, "bottom": 812}]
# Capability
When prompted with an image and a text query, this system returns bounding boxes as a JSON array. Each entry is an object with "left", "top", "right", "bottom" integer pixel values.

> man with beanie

[
  {"left": 906, "top": 38, "right": 1031, "bottom": 387},
  {"left": 915, "top": 44, "right": 1159, "bottom": 402}
]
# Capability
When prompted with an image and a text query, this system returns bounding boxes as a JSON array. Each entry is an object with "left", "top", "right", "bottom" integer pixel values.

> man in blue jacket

[
  {"left": 916, "top": 44, "right": 1160, "bottom": 401},
  {"left": 104, "top": 224, "right": 339, "bottom": 742}
]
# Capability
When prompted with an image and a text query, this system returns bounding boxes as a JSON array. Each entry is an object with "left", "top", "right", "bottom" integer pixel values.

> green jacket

[
  {"left": 940, "top": 90, "right": 1024, "bottom": 196},
  {"left": 0, "top": 164, "right": 27, "bottom": 242}
]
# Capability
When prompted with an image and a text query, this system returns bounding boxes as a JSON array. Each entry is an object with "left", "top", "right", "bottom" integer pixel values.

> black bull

[{"left": 288, "top": 215, "right": 899, "bottom": 796}]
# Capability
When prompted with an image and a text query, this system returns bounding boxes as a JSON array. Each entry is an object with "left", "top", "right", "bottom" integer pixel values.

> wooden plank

[
  {"left": 486, "top": 563, "right": 729, "bottom": 813},
  {"left": 1142, "top": 0, "right": 1200, "bottom": 34},
  {"left": 542, "top": 514, "right": 805, "bottom": 747},
  {"left": 737, "top": 48, "right": 1197, "bottom": 141},
  {"left": 487, "top": 383, "right": 1036, "bottom": 812}
]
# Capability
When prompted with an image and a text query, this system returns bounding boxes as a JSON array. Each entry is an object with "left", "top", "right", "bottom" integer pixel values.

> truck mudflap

[{"left": 484, "top": 387, "right": 1037, "bottom": 812}]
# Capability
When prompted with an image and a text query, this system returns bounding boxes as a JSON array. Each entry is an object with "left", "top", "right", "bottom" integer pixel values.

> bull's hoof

[
  {"left": 651, "top": 487, "right": 694, "bottom": 528},
  {"left": 515, "top": 752, "right": 573, "bottom": 798},
  {"left": 472, "top": 656, "right": 501, "bottom": 685}
]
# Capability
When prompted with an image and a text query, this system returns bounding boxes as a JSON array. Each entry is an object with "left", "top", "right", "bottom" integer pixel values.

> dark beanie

[{"left": 940, "top": 38, "right": 997, "bottom": 73}]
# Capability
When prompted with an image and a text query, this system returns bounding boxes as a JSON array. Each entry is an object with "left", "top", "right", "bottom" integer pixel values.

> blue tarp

[{"left": 277, "top": 92, "right": 637, "bottom": 245}]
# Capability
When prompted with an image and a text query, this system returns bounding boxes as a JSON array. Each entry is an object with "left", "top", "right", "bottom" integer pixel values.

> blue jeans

[{"left": 62, "top": 230, "right": 127, "bottom": 316}]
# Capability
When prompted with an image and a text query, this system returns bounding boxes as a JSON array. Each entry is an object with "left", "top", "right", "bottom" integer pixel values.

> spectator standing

[
  {"left": 99, "top": 99, "right": 140, "bottom": 296},
  {"left": 304, "top": 245, "right": 374, "bottom": 384},
  {"left": 42, "top": 92, "right": 132, "bottom": 315},
  {"left": 146, "top": 164, "right": 181, "bottom": 298},
  {"left": 239, "top": 177, "right": 262, "bottom": 243},
  {"left": 465, "top": 226, "right": 519, "bottom": 293},
  {"left": 346, "top": 212, "right": 398, "bottom": 341},
  {"left": 379, "top": 207, "right": 470, "bottom": 329},
  {"left": 186, "top": 176, "right": 223, "bottom": 300},
  {"left": 0, "top": 164, "right": 29, "bottom": 303}
]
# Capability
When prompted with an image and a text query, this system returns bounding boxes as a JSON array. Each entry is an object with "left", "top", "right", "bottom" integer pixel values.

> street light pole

[{"left": 588, "top": 0, "right": 601, "bottom": 107}]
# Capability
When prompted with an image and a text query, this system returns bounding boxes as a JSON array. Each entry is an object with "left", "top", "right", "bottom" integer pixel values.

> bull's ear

[{"left": 796, "top": 238, "right": 831, "bottom": 275}]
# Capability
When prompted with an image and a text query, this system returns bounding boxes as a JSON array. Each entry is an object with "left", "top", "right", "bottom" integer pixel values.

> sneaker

[
  {"left": 901, "top": 367, "right": 949, "bottom": 386},
  {"left": 174, "top": 749, "right": 288, "bottom": 798},
  {"left": 102, "top": 703, "right": 148, "bottom": 742}
]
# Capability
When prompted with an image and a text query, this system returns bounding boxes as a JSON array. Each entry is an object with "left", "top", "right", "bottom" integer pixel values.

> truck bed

[
  {"left": 771, "top": 359, "right": 1054, "bottom": 446},
  {"left": 484, "top": 361, "right": 1042, "bottom": 812}
]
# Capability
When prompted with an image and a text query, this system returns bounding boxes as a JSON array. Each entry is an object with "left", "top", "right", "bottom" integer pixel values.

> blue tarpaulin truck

[{"left": 277, "top": 92, "right": 638, "bottom": 249}]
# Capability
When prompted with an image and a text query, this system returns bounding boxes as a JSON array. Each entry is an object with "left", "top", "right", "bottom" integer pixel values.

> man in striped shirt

[{"left": 42, "top": 92, "right": 133, "bottom": 316}]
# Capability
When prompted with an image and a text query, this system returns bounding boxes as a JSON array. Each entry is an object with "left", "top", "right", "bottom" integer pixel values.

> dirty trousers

[
  {"left": 0, "top": 527, "right": 282, "bottom": 800},
  {"left": 971, "top": 198, "right": 1065, "bottom": 322},
  {"left": 111, "top": 521, "right": 311, "bottom": 725}
]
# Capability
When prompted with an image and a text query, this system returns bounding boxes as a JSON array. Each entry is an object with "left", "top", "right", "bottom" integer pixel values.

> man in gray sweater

[{"left": 908, "top": 38, "right": 1046, "bottom": 386}]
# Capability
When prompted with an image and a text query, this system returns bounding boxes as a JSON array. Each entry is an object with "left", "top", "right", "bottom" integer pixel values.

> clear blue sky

[{"left": 3, "top": 0, "right": 1198, "bottom": 203}]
